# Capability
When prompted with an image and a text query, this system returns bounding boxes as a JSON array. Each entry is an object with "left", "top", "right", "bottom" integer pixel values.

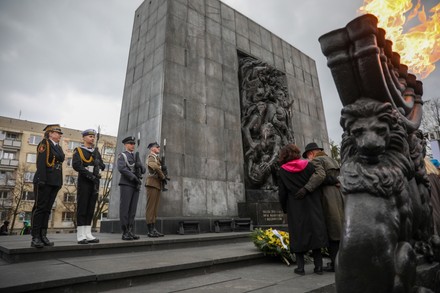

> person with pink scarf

[{"left": 278, "top": 144, "right": 328, "bottom": 275}]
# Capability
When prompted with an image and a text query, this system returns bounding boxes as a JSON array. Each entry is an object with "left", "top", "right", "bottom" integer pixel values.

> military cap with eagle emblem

[
  {"left": 81, "top": 129, "right": 96, "bottom": 136},
  {"left": 122, "top": 136, "right": 136, "bottom": 144},
  {"left": 43, "top": 124, "right": 63, "bottom": 134}
]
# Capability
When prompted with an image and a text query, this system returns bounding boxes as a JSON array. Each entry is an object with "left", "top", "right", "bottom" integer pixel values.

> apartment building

[{"left": 0, "top": 116, "right": 116, "bottom": 234}]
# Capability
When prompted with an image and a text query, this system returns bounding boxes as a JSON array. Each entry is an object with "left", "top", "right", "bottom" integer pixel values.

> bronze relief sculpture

[{"left": 239, "top": 56, "right": 294, "bottom": 190}]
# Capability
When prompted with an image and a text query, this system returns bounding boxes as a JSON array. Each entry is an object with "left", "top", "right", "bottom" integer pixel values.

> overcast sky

[{"left": 1, "top": 0, "right": 438, "bottom": 143}]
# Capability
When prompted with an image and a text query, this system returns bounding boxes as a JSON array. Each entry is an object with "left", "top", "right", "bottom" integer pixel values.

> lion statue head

[{"left": 339, "top": 98, "right": 413, "bottom": 198}]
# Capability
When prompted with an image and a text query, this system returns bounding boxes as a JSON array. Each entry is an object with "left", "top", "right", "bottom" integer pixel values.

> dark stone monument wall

[{"left": 106, "top": 0, "right": 329, "bottom": 229}]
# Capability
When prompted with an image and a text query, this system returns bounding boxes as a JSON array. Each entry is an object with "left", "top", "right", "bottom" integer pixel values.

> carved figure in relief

[{"left": 239, "top": 56, "right": 295, "bottom": 189}]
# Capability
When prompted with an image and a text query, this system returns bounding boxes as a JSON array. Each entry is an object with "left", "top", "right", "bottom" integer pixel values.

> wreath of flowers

[{"left": 251, "top": 228, "right": 294, "bottom": 265}]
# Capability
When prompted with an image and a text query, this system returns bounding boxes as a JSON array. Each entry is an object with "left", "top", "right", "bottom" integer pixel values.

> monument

[
  {"left": 320, "top": 14, "right": 440, "bottom": 292},
  {"left": 102, "top": 0, "right": 329, "bottom": 234}
]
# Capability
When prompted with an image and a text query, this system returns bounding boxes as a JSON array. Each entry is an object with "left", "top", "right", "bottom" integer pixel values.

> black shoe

[
  {"left": 122, "top": 232, "right": 133, "bottom": 240},
  {"left": 31, "top": 237, "right": 44, "bottom": 248},
  {"left": 78, "top": 239, "right": 89, "bottom": 244},
  {"left": 152, "top": 228, "right": 164, "bottom": 237},
  {"left": 294, "top": 268, "right": 305, "bottom": 275},
  {"left": 41, "top": 229, "right": 54, "bottom": 246},
  {"left": 129, "top": 232, "right": 140, "bottom": 240},
  {"left": 87, "top": 238, "right": 100, "bottom": 243},
  {"left": 147, "top": 231, "right": 159, "bottom": 238},
  {"left": 314, "top": 266, "right": 323, "bottom": 275}
]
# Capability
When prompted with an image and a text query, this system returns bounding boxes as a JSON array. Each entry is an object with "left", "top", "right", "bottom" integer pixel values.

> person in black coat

[
  {"left": 72, "top": 129, "right": 105, "bottom": 244},
  {"left": 278, "top": 144, "right": 328, "bottom": 275},
  {"left": 117, "top": 136, "right": 146, "bottom": 240},
  {"left": 31, "top": 124, "right": 65, "bottom": 248},
  {"left": 0, "top": 221, "right": 9, "bottom": 235}
]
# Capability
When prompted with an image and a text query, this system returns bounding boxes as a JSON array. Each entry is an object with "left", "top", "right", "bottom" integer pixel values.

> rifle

[
  {"left": 92, "top": 126, "right": 102, "bottom": 194},
  {"left": 161, "top": 138, "right": 170, "bottom": 191},
  {"left": 134, "top": 132, "right": 143, "bottom": 190}
]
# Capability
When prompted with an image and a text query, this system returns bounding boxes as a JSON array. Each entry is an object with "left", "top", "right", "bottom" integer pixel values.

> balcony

[
  {"left": 2, "top": 139, "right": 22, "bottom": 149},
  {"left": 0, "top": 158, "right": 19, "bottom": 168},
  {"left": 0, "top": 198, "right": 13, "bottom": 208},
  {"left": 0, "top": 179, "right": 16, "bottom": 187}
]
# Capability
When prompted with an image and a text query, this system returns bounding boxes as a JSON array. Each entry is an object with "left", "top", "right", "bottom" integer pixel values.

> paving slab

[
  {"left": 104, "top": 262, "right": 335, "bottom": 293},
  {"left": 0, "top": 232, "right": 336, "bottom": 293}
]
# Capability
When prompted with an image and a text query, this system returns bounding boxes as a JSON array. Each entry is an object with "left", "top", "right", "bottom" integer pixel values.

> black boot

[
  {"left": 128, "top": 225, "right": 140, "bottom": 240},
  {"left": 312, "top": 249, "right": 323, "bottom": 275},
  {"left": 40, "top": 228, "right": 54, "bottom": 246},
  {"left": 294, "top": 252, "right": 305, "bottom": 275},
  {"left": 152, "top": 224, "right": 164, "bottom": 237},
  {"left": 122, "top": 225, "right": 133, "bottom": 240},
  {"left": 147, "top": 223, "right": 158, "bottom": 238},
  {"left": 31, "top": 229, "right": 44, "bottom": 248}
]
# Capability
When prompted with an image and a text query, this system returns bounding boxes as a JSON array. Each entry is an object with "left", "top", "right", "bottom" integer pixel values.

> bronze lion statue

[{"left": 336, "top": 98, "right": 436, "bottom": 293}]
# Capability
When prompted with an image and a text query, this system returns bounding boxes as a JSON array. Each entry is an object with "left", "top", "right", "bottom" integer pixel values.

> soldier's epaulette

[{"left": 37, "top": 139, "right": 48, "bottom": 153}]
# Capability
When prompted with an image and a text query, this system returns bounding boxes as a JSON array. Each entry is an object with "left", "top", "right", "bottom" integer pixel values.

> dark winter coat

[
  {"left": 304, "top": 151, "right": 345, "bottom": 241},
  {"left": 278, "top": 159, "right": 328, "bottom": 253},
  {"left": 33, "top": 138, "right": 65, "bottom": 187},
  {"left": 428, "top": 173, "right": 440, "bottom": 234}
]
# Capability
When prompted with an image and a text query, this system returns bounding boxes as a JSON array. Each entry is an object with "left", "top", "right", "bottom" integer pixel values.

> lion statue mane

[{"left": 336, "top": 98, "right": 436, "bottom": 293}]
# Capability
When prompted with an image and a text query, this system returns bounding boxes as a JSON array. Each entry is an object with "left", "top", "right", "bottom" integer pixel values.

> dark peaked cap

[
  {"left": 302, "top": 142, "right": 324, "bottom": 158},
  {"left": 147, "top": 142, "right": 160, "bottom": 149},
  {"left": 43, "top": 124, "right": 63, "bottom": 134},
  {"left": 122, "top": 136, "right": 136, "bottom": 144}
]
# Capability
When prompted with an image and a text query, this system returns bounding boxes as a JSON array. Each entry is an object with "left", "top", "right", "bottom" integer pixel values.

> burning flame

[{"left": 358, "top": 0, "right": 440, "bottom": 79}]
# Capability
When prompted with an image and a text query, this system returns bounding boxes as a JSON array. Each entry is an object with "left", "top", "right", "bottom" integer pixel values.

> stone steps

[{"left": 0, "top": 232, "right": 252, "bottom": 263}]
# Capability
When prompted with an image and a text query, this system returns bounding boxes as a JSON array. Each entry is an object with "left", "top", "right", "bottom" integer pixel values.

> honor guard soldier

[
  {"left": 72, "top": 129, "right": 105, "bottom": 244},
  {"left": 145, "top": 142, "right": 166, "bottom": 237},
  {"left": 117, "top": 136, "right": 145, "bottom": 240},
  {"left": 31, "top": 124, "right": 65, "bottom": 248}
]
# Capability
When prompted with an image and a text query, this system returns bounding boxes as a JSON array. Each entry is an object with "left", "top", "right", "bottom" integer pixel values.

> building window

[
  {"left": 18, "top": 212, "right": 32, "bottom": 222},
  {"left": 24, "top": 172, "right": 35, "bottom": 183},
  {"left": 26, "top": 153, "right": 37, "bottom": 163},
  {"left": 2, "top": 151, "right": 16, "bottom": 160},
  {"left": 0, "top": 210, "right": 9, "bottom": 221},
  {"left": 22, "top": 191, "right": 35, "bottom": 201},
  {"left": 0, "top": 190, "right": 10, "bottom": 199},
  {"left": 104, "top": 162, "right": 113, "bottom": 171},
  {"left": 0, "top": 171, "right": 14, "bottom": 185},
  {"left": 5, "top": 132, "right": 19, "bottom": 139},
  {"left": 65, "top": 175, "right": 77, "bottom": 185},
  {"left": 68, "top": 141, "right": 82, "bottom": 150},
  {"left": 62, "top": 212, "right": 74, "bottom": 222},
  {"left": 63, "top": 193, "right": 76, "bottom": 203},
  {"left": 66, "top": 158, "right": 73, "bottom": 167},
  {"left": 0, "top": 131, "right": 5, "bottom": 141},
  {"left": 103, "top": 146, "right": 115, "bottom": 156},
  {"left": 28, "top": 135, "right": 42, "bottom": 145}
]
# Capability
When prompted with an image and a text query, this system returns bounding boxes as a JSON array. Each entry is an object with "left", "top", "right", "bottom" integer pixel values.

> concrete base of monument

[
  {"left": 238, "top": 189, "right": 287, "bottom": 228},
  {"left": 100, "top": 216, "right": 254, "bottom": 235}
]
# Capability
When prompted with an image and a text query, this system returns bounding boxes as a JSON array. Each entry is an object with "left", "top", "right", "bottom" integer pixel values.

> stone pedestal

[
  {"left": 103, "top": 0, "right": 328, "bottom": 233},
  {"left": 238, "top": 190, "right": 287, "bottom": 227}
]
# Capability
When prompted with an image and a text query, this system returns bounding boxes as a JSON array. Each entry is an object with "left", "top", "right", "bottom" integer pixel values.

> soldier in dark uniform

[
  {"left": 145, "top": 142, "right": 166, "bottom": 237},
  {"left": 72, "top": 129, "right": 105, "bottom": 244},
  {"left": 117, "top": 136, "right": 145, "bottom": 240},
  {"left": 31, "top": 124, "right": 65, "bottom": 248}
]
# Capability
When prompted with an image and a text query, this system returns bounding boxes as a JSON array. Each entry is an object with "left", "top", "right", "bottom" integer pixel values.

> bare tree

[
  {"left": 421, "top": 97, "right": 440, "bottom": 133},
  {"left": 8, "top": 163, "right": 33, "bottom": 234},
  {"left": 61, "top": 171, "right": 78, "bottom": 229},
  {"left": 92, "top": 141, "right": 114, "bottom": 229}
]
